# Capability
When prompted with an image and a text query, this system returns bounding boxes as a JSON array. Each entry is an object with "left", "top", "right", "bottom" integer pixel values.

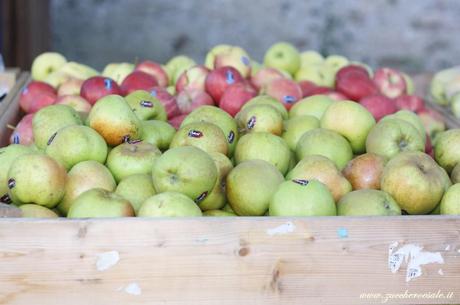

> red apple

[
  {"left": 250, "top": 67, "right": 285, "bottom": 91},
  {"left": 176, "top": 88, "right": 214, "bottom": 115},
  {"left": 205, "top": 66, "right": 244, "bottom": 103},
  {"left": 120, "top": 71, "right": 158, "bottom": 96},
  {"left": 175, "top": 65, "right": 210, "bottom": 93},
  {"left": 342, "top": 153, "right": 386, "bottom": 190},
  {"left": 57, "top": 78, "right": 84, "bottom": 96},
  {"left": 169, "top": 114, "right": 187, "bottom": 130},
  {"left": 135, "top": 60, "right": 169, "bottom": 87},
  {"left": 298, "top": 80, "right": 318, "bottom": 97},
  {"left": 394, "top": 94, "right": 425, "bottom": 112},
  {"left": 19, "top": 81, "right": 57, "bottom": 113},
  {"left": 359, "top": 94, "right": 397, "bottom": 121},
  {"left": 373, "top": 67, "right": 407, "bottom": 98},
  {"left": 149, "top": 86, "right": 180, "bottom": 119},
  {"left": 425, "top": 133, "right": 434, "bottom": 158},
  {"left": 336, "top": 65, "right": 370, "bottom": 80},
  {"left": 336, "top": 70, "right": 378, "bottom": 101},
  {"left": 417, "top": 108, "right": 446, "bottom": 139},
  {"left": 305, "top": 86, "right": 334, "bottom": 97},
  {"left": 55, "top": 95, "right": 92, "bottom": 113},
  {"left": 9, "top": 113, "right": 34, "bottom": 145},
  {"left": 262, "top": 78, "right": 302, "bottom": 109},
  {"left": 219, "top": 82, "right": 257, "bottom": 116},
  {"left": 80, "top": 76, "right": 121, "bottom": 105}
]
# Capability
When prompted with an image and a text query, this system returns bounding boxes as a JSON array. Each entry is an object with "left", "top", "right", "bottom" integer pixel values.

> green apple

[
  {"left": 289, "top": 95, "right": 335, "bottom": 119},
  {"left": 141, "top": 120, "right": 176, "bottom": 150},
  {"left": 287, "top": 150, "right": 297, "bottom": 172},
  {"left": 68, "top": 188, "right": 134, "bottom": 218},
  {"left": 181, "top": 106, "right": 239, "bottom": 156},
  {"left": 269, "top": 179, "right": 336, "bottom": 216},
  {"left": 87, "top": 94, "right": 142, "bottom": 146},
  {"left": 234, "top": 132, "right": 291, "bottom": 174},
  {"left": 450, "top": 93, "right": 460, "bottom": 118},
  {"left": 324, "top": 54, "right": 349, "bottom": 72},
  {"left": 236, "top": 104, "right": 283, "bottom": 135},
  {"left": 57, "top": 160, "right": 116, "bottom": 215},
  {"left": 43, "top": 71, "right": 71, "bottom": 88},
  {"left": 106, "top": 142, "right": 161, "bottom": 182},
  {"left": 203, "top": 210, "right": 236, "bottom": 216},
  {"left": 125, "top": 90, "right": 167, "bottom": 121},
  {"left": 300, "top": 50, "right": 324, "bottom": 67},
  {"left": 152, "top": 146, "right": 217, "bottom": 202},
  {"left": 381, "top": 151, "right": 450, "bottom": 214},
  {"left": 138, "top": 192, "right": 202, "bottom": 217},
  {"left": 222, "top": 203, "right": 235, "bottom": 213},
  {"left": 115, "top": 174, "right": 156, "bottom": 214},
  {"left": 366, "top": 119, "right": 424, "bottom": 159},
  {"left": 294, "top": 64, "right": 335, "bottom": 87},
  {"left": 45, "top": 125, "right": 108, "bottom": 170},
  {"left": 7, "top": 154, "right": 67, "bottom": 208},
  {"left": 226, "top": 160, "right": 283, "bottom": 216},
  {"left": 58, "top": 61, "right": 99, "bottom": 80},
  {"left": 241, "top": 95, "right": 288, "bottom": 119},
  {"left": 170, "top": 122, "right": 228, "bottom": 155},
  {"left": 381, "top": 110, "right": 426, "bottom": 144},
  {"left": 402, "top": 73, "right": 414, "bottom": 95},
  {"left": 429, "top": 67, "right": 460, "bottom": 105},
  {"left": 451, "top": 163, "right": 460, "bottom": 183},
  {"left": 204, "top": 44, "right": 232, "bottom": 69},
  {"left": 434, "top": 129, "right": 460, "bottom": 173},
  {"left": 282, "top": 115, "right": 320, "bottom": 150},
  {"left": 33, "top": 104, "right": 82, "bottom": 150},
  {"left": 296, "top": 128, "right": 353, "bottom": 170},
  {"left": 102, "top": 62, "right": 134, "bottom": 84},
  {"left": 264, "top": 42, "right": 301, "bottom": 76},
  {"left": 337, "top": 190, "right": 401, "bottom": 216},
  {"left": 250, "top": 60, "right": 262, "bottom": 76},
  {"left": 287, "top": 154, "right": 351, "bottom": 202},
  {"left": 321, "top": 100, "right": 376, "bottom": 154},
  {"left": 208, "top": 152, "right": 234, "bottom": 179},
  {"left": 440, "top": 183, "right": 460, "bottom": 215},
  {"left": 20, "top": 204, "right": 59, "bottom": 218},
  {"left": 0, "top": 144, "right": 34, "bottom": 200},
  {"left": 165, "top": 55, "right": 196, "bottom": 85},
  {"left": 31, "top": 52, "right": 67, "bottom": 81}
]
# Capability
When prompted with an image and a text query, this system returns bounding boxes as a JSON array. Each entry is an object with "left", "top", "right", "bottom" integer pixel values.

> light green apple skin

[
  {"left": 434, "top": 129, "right": 460, "bottom": 173},
  {"left": 296, "top": 128, "right": 353, "bottom": 170},
  {"left": 141, "top": 120, "right": 176, "bottom": 151},
  {"left": 57, "top": 160, "right": 116, "bottom": 216},
  {"left": 321, "top": 100, "right": 376, "bottom": 154},
  {"left": 451, "top": 93, "right": 460, "bottom": 118},
  {"left": 68, "top": 188, "right": 134, "bottom": 218},
  {"left": 282, "top": 115, "right": 320, "bottom": 150},
  {"left": 33, "top": 104, "right": 82, "bottom": 150},
  {"left": 300, "top": 50, "right": 324, "bottom": 67},
  {"left": 324, "top": 55, "right": 349, "bottom": 72},
  {"left": 264, "top": 42, "right": 301, "bottom": 76},
  {"left": 222, "top": 203, "right": 235, "bottom": 213},
  {"left": 294, "top": 64, "right": 335, "bottom": 87},
  {"left": 381, "top": 151, "right": 451, "bottom": 215},
  {"left": 125, "top": 90, "right": 167, "bottom": 121},
  {"left": 236, "top": 104, "right": 283, "bottom": 136},
  {"left": 102, "top": 62, "right": 134, "bottom": 84},
  {"left": 269, "top": 179, "right": 336, "bottom": 216},
  {"left": 366, "top": 119, "right": 425, "bottom": 160},
  {"left": 250, "top": 60, "right": 262, "bottom": 77},
  {"left": 440, "top": 183, "right": 460, "bottom": 215},
  {"left": 170, "top": 122, "right": 228, "bottom": 155},
  {"left": 451, "top": 163, "right": 460, "bottom": 184},
  {"left": 106, "top": 142, "right": 161, "bottom": 182},
  {"left": 115, "top": 174, "right": 156, "bottom": 214},
  {"left": 287, "top": 150, "right": 297, "bottom": 172},
  {"left": 289, "top": 95, "right": 335, "bottom": 120},
  {"left": 214, "top": 46, "right": 251, "bottom": 78},
  {"left": 181, "top": 106, "right": 239, "bottom": 156},
  {"left": 31, "top": 52, "right": 67, "bottom": 81},
  {"left": 58, "top": 62, "right": 99, "bottom": 80},
  {"left": 203, "top": 210, "right": 236, "bottom": 216},
  {"left": 138, "top": 192, "right": 202, "bottom": 217},
  {"left": 226, "top": 160, "right": 284, "bottom": 216},
  {"left": 165, "top": 55, "right": 196, "bottom": 85},
  {"left": 234, "top": 132, "right": 291, "bottom": 175},
  {"left": 242, "top": 95, "right": 288, "bottom": 119},
  {"left": 0, "top": 144, "right": 35, "bottom": 198},
  {"left": 208, "top": 152, "right": 234, "bottom": 180},
  {"left": 204, "top": 44, "right": 232, "bottom": 69},
  {"left": 429, "top": 67, "right": 460, "bottom": 105},
  {"left": 43, "top": 71, "right": 70, "bottom": 88},
  {"left": 430, "top": 204, "right": 441, "bottom": 215},
  {"left": 20, "top": 204, "right": 59, "bottom": 218},
  {"left": 402, "top": 73, "right": 415, "bottom": 95},
  {"left": 151, "top": 146, "right": 217, "bottom": 202},
  {"left": 45, "top": 125, "right": 108, "bottom": 170},
  {"left": 87, "top": 95, "right": 142, "bottom": 146},
  {"left": 7, "top": 154, "right": 67, "bottom": 208},
  {"left": 381, "top": 110, "right": 426, "bottom": 144},
  {"left": 337, "top": 190, "right": 401, "bottom": 216}
]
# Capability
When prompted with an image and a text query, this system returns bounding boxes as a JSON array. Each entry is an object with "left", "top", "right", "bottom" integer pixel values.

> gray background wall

[{"left": 50, "top": 0, "right": 460, "bottom": 73}]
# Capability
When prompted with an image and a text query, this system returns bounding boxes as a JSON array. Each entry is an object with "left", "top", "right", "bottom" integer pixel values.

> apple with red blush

[
  {"left": 120, "top": 71, "right": 158, "bottom": 95},
  {"left": 176, "top": 89, "right": 214, "bottom": 114},
  {"left": 169, "top": 114, "right": 187, "bottom": 130},
  {"left": 373, "top": 67, "right": 407, "bottom": 98},
  {"left": 262, "top": 78, "right": 302, "bottom": 109},
  {"left": 149, "top": 86, "right": 180, "bottom": 119},
  {"left": 80, "top": 76, "right": 121, "bottom": 105},
  {"left": 250, "top": 67, "right": 285, "bottom": 91},
  {"left": 175, "top": 65, "right": 210, "bottom": 93},
  {"left": 9, "top": 114, "right": 35, "bottom": 145},
  {"left": 394, "top": 94, "right": 425, "bottom": 112},
  {"left": 359, "top": 94, "right": 397, "bottom": 121},
  {"left": 19, "top": 81, "right": 57, "bottom": 113},
  {"left": 135, "top": 60, "right": 169, "bottom": 87},
  {"left": 219, "top": 82, "right": 257, "bottom": 116},
  {"left": 205, "top": 66, "right": 244, "bottom": 103}
]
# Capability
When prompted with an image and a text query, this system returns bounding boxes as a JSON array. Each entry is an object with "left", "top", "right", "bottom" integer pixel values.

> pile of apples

[
  {"left": 1, "top": 42, "right": 460, "bottom": 218},
  {"left": 430, "top": 65, "right": 460, "bottom": 119}
]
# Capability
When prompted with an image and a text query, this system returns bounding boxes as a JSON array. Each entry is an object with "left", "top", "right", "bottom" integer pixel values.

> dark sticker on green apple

[
  {"left": 12, "top": 134, "right": 20, "bottom": 144},
  {"left": 7, "top": 178, "right": 16, "bottom": 189},
  {"left": 128, "top": 139, "right": 142, "bottom": 144},
  {"left": 247, "top": 116, "right": 256, "bottom": 130},
  {"left": 228, "top": 131, "right": 235, "bottom": 144},
  {"left": 140, "top": 100, "right": 153, "bottom": 108},
  {"left": 292, "top": 179, "right": 309, "bottom": 186},
  {"left": 0, "top": 194, "right": 12, "bottom": 204},
  {"left": 104, "top": 79, "right": 112, "bottom": 90},
  {"left": 122, "top": 135, "right": 131, "bottom": 143},
  {"left": 195, "top": 191, "right": 208, "bottom": 203},
  {"left": 225, "top": 70, "right": 235, "bottom": 84},
  {"left": 283, "top": 95, "right": 296, "bottom": 104},
  {"left": 47, "top": 132, "right": 57, "bottom": 145},
  {"left": 188, "top": 130, "right": 203, "bottom": 138}
]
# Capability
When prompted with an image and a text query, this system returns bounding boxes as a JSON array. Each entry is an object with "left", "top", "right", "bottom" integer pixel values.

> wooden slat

[{"left": 0, "top": 216, "right": 458, "bottom": 305}]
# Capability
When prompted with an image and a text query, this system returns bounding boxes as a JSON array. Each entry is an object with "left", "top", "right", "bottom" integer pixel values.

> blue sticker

[
  {"left": 150, "top": 89, "right": 157, "bottom": 97},
  {"left": 104, "top": 79, "right": 112, "bottom": 90},
  {"left": 225, "top": 70, "right": 235, "bottom": 85},
  {"left": 140, "top": 100, "right": 153, "bottom": 108},
  {"left": 21, "top": 86, "right": 29, "bottom": 95},
  {"left": 292, "top": 179, "right": 309, "bottom": 186},
  {"left": 228, "top": 131, "right": 235, "bottom": 144},
  {"left": 188, "top": 130, "right": 203, "bottom": 138},
  {"left": 283, "top": 95, "right": 296, "bottom": 104},
  {"left": 337, "top": 227, "right": 348, "bottom": 238},
  {"left": 247, "top": 116, "right": 256, "bottom": 129},
  {"left": 195, "top": 191, "right": 208, "bottom": 203},
  {"left": 12, "top": 134, "right": 20, "bottom": 144},
  {"left": 241, "top": 56, "right": 250, "bottom": 66}
]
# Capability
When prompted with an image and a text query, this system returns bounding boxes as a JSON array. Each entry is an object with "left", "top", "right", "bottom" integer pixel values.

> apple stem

[{"left": 6, "top": 124, "right": 16, "bottom": 130}]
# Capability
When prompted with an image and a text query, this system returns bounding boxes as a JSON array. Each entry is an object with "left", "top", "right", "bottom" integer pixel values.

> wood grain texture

[{"left": 0, "top": 216, "right": 459, "bottom": 305}]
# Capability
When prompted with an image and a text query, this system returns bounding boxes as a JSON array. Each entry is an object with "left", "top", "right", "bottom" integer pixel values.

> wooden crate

[{"left": 0, "top": 77, "right": 459, "bottom": 305}]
